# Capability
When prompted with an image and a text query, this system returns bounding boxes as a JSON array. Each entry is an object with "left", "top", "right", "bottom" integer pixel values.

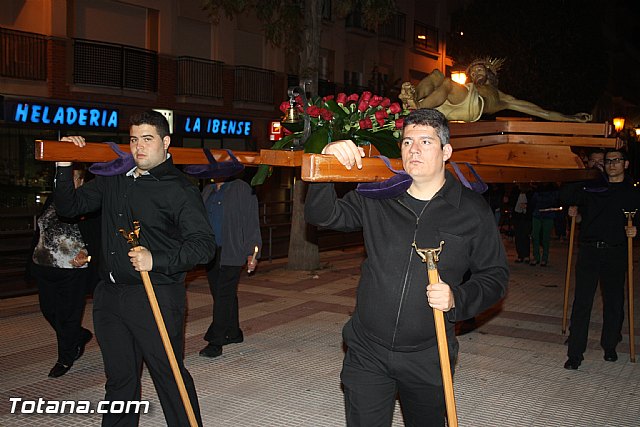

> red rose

[
  {"left": 336, "top": 93, "right": 348, "bottom": 104},
  {"left": 369, "top": 95, "right": 383, "bottom": 107},
  {"left": 295, "top": 95, "right": 304, "bottom": 106},
  {"left": 320, "top": 108, "right": 333, "bottom": 121},
  {"left": 375, "top": 110, "right": 388, "bottom": 121},
  {"left": 360, "top": 91, "right": 373, "bottom": 102},
  {"left": 279, "top": 101, "right": 290, "bottom": 113},
  {"left": 395, "top": 118, "right": 404, "bottom": 129},
  {"left": 388, "top": 103, "right": 401, "bottom": 114},
  {"left": 359, "top": 118, "right": 373, "bottom": 129},
  {"left": 381, "top": 98, "right": 391, "bottom": 108},
  {"left": 307, "top": 105, "right": 321, "bottom": 118},
  {"left": 357, "top": 100, "right": 369, "bottom": 112},
  {"left": 347, "top": 93, "right": 359, "bottom": 102},
  {"left": 323, "top": 95, "right": 335, "bottom": 102}
]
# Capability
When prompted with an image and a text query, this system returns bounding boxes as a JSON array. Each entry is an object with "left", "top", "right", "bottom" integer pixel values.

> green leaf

[
  {"left": 354, "top": 129, "right": 401, "bottom": 158},
  {"left": 251, "top": 164, "right": 272, "bottom": 186},
  {"left": 323, "top": 100, "right": 348, "bottom": 119},
  {"left": 271, "top": 134, "right": 300, "bottom": 150},
  {"left": 304, "top": 127, "right": 330, "bottom": 154}
]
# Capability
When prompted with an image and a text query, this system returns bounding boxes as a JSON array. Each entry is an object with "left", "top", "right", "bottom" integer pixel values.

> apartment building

[{"left": 0, "top": 0, "right": 459, "bottom": 210}]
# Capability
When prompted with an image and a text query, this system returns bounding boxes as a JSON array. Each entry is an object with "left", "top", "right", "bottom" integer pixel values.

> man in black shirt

[
  {"left": 562, "top": 149, "right": 640, "bottom": 369},
  {"left": 54, "top": 111, "right": 215, "bottom": 426}
]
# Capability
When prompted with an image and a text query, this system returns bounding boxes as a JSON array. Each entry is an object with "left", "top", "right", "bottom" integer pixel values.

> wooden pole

[
  {"left": 120, "top": 224, "right": 199, "bottom": 427},
  {"left": 413, "top": 242, "right": 458, "bottom": 427},
  {"left": 624, "top": 211, "right": 636, "bottom": 363},
  {"left": 562, "top": 215, "right": 577, "bottom": 334}
]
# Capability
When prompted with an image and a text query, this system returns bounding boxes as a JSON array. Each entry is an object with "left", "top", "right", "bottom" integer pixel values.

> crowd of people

[{"left": 27, "top": 107, "right": 639, "bottom": 426}]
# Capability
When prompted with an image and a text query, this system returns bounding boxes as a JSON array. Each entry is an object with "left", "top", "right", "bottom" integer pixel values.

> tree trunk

[
  {"left": 286, "top": 0, "right": 323, "bottom": 271},
  {"left": 287, "top": 175, "right": 320, "bottom": 270}
]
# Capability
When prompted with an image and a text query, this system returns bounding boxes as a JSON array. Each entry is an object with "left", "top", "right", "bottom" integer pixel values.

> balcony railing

[
  {"left": 0, "top": 27, "right": 47, "bottom": 80},
  {"left": 177, "top": 56, "right": 224, "bottom": 98},
  {"left": 234, "top": 66, "right": 274, "bottom": 104},
  {"left": 73, "top": 39, "right": 157, "bottom": 92},
  {"left": 378, "top": 12, "right": 406, "bottom": 42}
]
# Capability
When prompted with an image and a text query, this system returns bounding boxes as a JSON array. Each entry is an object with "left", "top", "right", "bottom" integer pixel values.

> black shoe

[
  {"left": 515, "top": 258, "right": 524, "bottom": 263},
  {"left": 224, "top": 331, "right": 244, "bottom": 345},
  {"left": 604, "top": 350, "right": 618, "bottom": 362},
  {"left": 529, "top": 260, "right": 538, "bottom": 266},
  {"left": 199, "top": 344, "right": 222, "bottom": 358},
  {"left": 75, "top": 330, "right": 93, "bottom": 361},
  {"left": 48, "top": 362, "right": 72, "bottom": 378},
  {"left": 540, "top": 261, "right": 548, "bottom": 267},
  {"left": 564, "top": 358, "right": 581, "bottom": 370}
]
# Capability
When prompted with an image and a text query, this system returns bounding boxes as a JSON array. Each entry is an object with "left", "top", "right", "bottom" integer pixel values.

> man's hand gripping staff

[
  {"left": 119, "top": 222, "right": 199, "bottom": 427},
  {"left": 413, "top": 241, "right": 458, "bottom": 427}
]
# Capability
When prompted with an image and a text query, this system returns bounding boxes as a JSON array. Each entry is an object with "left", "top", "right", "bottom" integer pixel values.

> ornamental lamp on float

[
  {"left": 613, "top": 116, "right": 626, "bottom": 150},
  {"left": 281, "top": 86, "right": 311, "bottom": 149}
]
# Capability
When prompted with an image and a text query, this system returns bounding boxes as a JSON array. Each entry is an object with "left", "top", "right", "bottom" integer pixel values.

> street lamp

[
  {"left": 451, "top": 71, "right": 467, "bottom": 85},
  {"left": 613, "top": 116, "right": 626, "bottom": 132}
]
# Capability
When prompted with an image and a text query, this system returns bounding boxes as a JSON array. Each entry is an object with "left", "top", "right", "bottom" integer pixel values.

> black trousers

[
  {"left": 567, "top": 244, "right": 626, "bottom": 359},
  {"left": 203, "top": 247, "right": 243, "bottom": 345},
  {"left": 34, "top": 264, "right": 90, "bottom": 365},
  {"left": 93, "top": 282, "right": 202, "bottom": 427},
  {"left": 512, "top": 214, "right": 531, "bottom": 259},
  {"left": 341, "top": 319, "right": 458, "bottom": 427}
]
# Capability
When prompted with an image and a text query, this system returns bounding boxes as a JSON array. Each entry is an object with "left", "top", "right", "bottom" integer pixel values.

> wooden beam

[
  {"left": 462, "top": 165, "right": 598, "bottom": 183},
  {"left": 258, "top": 149, "right": 302, "bottom": 167},
  {"left": 301, "top": 154, "right": 598, "bottom": 183},
  {"left": 35, "top": 140, "right": 262, "bottom": 165},
  {"left": 503, "top": 134, "right": 617, "bottom": 147},
  {"left": 451, "top": 144, "right": 585, "bottom": 169},
  {"left": 449, "top": 120, "right": 612, "bottom": 137}
]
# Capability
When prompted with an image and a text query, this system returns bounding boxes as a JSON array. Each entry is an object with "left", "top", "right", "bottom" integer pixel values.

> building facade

[{"left": 1, "top": 0, "right": 459, "bottom": 205}]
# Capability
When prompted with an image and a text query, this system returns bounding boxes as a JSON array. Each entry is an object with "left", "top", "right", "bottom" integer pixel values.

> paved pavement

[{"left": 1, "top": 237, "right": 639, "bottom": 426}]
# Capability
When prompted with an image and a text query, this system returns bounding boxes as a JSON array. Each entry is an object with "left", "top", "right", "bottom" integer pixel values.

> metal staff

[
  {"left": 624, "top": 210, "right": 637, "bottom": 363},
  {"left": 562, "top": 215, "right": 577, "bottom": 334},
  {"left": 120, "top": 222, "right": 199, "bottom": 427},
  {"left": 413, "top": 241, "right": 458, "bottom": 427}
]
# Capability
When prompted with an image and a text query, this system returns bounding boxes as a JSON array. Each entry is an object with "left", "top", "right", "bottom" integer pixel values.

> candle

[{"left": 248, "top": 245, "right": 259, "bottom": 273}]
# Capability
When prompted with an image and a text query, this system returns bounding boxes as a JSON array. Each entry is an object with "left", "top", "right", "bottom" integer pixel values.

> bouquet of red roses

[
  {"left": 279, "top": 91, "right": 408, "bottom": 156},
  {"left": 252, "top": 91, "right": 409, "bottom": 185}
]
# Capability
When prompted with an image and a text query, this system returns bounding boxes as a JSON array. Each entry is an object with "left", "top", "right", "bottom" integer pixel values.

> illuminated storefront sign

[
  {"left": 179, "top": 115, "right": 252, "bottom": 136},
  {"left": 11, "top": 103, "right": 119, "bottom": 128}
]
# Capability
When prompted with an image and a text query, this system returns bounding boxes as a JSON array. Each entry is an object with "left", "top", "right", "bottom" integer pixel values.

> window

[
  {"left": 378, "top": 12, "right": 405, "bottom": 41},
  {"left": 414, "top": 22, "right": 438, "bottom": 53}
]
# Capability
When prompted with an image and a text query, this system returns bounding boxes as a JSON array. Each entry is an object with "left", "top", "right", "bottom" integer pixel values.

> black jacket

[
  {"left": 560, "top": 179, "right": 640, "bottom": 246},
  {"left": 202, "top": 179, "right": 262, "bottom": 266},
  {"left": 305, "top": 171, "right": 509, "bottom": 351},
  {"left": 54, "top": 157, "right": 216, "bottom": 286}
]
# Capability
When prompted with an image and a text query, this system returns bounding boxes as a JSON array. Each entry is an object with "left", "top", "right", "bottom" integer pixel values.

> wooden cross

[{"left": 34, "top": 120, "right": 614, "bottom": 183}]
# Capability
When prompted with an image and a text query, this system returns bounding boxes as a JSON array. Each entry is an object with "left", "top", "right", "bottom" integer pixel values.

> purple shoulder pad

[
  {"left": 183, "top": 149, "right": 245, "bottom": 179},
  {"left": 88, "top": 142, "right": 135, "bottom": 176},
  {"left": 356, "top": 156, "right": 412, "bottom": 199}
]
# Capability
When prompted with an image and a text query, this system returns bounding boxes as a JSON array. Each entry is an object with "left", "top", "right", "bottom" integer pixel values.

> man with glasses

[{"left": 562, "top": 149, "right": 640, "bottom": 369}]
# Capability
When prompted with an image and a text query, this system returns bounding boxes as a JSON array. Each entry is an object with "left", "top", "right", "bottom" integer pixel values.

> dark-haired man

[
  {"left": 305, "top": 108, "right": 509, "bottom": 426},
  {"left": 562, "top": 149, "right": 640, "bottom": 370},
  {"left": 55, "top": 110, "right": 215, "bottom": 426}
]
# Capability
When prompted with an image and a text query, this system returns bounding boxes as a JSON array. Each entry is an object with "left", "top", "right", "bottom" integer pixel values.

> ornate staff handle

[
  {"left": 119, "top": 222, "right": 199, "bottom": 427},
  {"left": 413, "top": 241, "right": 458, "bottom": 427}
]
